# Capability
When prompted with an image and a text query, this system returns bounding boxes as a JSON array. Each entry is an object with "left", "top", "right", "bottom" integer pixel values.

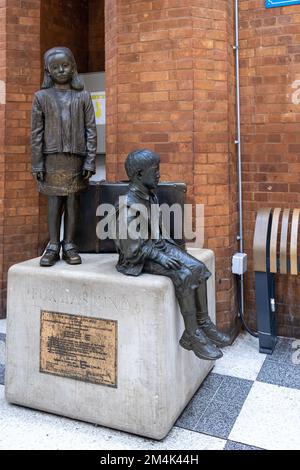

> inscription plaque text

[{"left": 40, "top": 311, "right": 117, "bottom": 387}]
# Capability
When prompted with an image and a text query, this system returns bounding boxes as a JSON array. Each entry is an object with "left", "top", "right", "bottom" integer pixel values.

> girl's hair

[
  {"left": 41, "top": 46, "right": 84, "bottom": 91},
  {"left": 125, "top": 149, "right": 160, "bottom": 179}
]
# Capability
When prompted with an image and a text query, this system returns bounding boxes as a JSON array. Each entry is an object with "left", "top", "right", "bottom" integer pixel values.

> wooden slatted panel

[
  {"left": 290, "top": 209, "right": 300, "bottom": 275},
  {"left": 280, "top": 209, "right": 290, "bottom": 274},
  {"left": 270, "top": 208, "right": 281, "bottom": 273},
  {"left": 253, "top": 207, "right": 272, "bottom": 272}
]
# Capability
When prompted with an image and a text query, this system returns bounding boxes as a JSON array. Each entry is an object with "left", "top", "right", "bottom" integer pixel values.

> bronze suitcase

[{"left": 74, "top": 181, "right": 187, "bottom": 253}]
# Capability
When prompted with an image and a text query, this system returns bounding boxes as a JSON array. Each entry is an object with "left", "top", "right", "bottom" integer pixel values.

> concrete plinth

[{"left": 5, "top": 249, "right": 215, "bottom": 440}]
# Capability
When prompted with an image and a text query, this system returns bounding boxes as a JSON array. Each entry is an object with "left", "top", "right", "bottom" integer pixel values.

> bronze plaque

[{"left": 40, "top": 311, "right": 117, "bottom": 387}]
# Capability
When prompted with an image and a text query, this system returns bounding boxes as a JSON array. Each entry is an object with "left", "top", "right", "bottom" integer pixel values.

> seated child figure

[
  {"left": 114, "top": 149, "right": 230, "bottom": 361},
  {"left": 31, "top": 47, "right": 97, "bottom": 266}
]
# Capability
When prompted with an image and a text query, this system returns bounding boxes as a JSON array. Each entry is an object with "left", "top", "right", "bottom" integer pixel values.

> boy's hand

[
  {"left": 33, "top": 171, "right": 44, "bottom": 182},
  {"left": 82, "top": 170, "right": 93, "bottom": 180},
  {"left": 157, "top": 253, "right": 181, "bottom": 270}
]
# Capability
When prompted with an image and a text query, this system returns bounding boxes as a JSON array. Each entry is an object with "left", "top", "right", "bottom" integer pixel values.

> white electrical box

[{"left": 232, "top": 252, "right": 247, "bottom": 275}]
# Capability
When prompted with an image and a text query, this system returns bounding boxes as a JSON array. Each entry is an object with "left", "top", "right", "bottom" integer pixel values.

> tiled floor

[
  {"left": 0, "top": 321, "right": 299, "bottom": 450},
  {"left": 176, "top": 374, "right": 253, "bottom": 439},
  {"left": 229, "top": 382, "right": 300, "bottom": 450}
]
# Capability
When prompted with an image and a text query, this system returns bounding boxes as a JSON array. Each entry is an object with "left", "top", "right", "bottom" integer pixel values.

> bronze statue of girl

[{"left": 31, "top": 46, "right": 97, "bottom": 266}]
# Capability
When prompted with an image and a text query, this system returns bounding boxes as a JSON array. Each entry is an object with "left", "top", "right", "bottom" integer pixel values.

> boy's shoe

[
  {"left": 62, "top": 242, "right": 82, "bottom": 265},
  {"left": 40, "top": 242, "right": 60, "bottom": 267},
  {"left": 196, "top": 312, "right": 231, "bottom": 348},
  {"left": 179, "top": 329, "right": 223, "bottom": 361}
]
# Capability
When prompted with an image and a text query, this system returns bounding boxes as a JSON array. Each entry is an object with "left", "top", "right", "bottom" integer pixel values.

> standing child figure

[{"left": 31, "top": 47, "right": 97, "bottom": 266}]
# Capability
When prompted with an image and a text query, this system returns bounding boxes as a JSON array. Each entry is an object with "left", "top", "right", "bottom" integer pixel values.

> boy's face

[
  {"left": 48, "top": 52, "right": 73, "bottom": 85},
  {"left": 139, "top": 162, "right": 160, "bottom": 190}
]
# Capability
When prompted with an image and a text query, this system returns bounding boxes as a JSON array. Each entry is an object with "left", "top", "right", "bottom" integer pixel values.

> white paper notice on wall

[
  {"left": 91, "top": 91, "right": 105, "bottom": 125},
  {"left": 0, "top": 80, "right": 6, "bottom": 104}
]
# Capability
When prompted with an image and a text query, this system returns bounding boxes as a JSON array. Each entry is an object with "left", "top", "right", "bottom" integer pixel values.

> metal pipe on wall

[
  {"left": 234, "top": 0, "right": 258, "bottom": 337},
  {"left": 234, "top": 0, "right": 243, "bottom": 255}
]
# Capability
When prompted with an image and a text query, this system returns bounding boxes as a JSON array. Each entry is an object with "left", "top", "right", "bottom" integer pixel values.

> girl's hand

[
  {"left": 82, "top": 170, "right": 93, "bottom": 180},
  {"left": 33, "top": 171, "right": 45, "bottom": 182}
]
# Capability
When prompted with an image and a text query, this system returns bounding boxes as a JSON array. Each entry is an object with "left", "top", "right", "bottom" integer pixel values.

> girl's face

[{"left": 48, "top": 52, "right": 73, "bottom": 85}]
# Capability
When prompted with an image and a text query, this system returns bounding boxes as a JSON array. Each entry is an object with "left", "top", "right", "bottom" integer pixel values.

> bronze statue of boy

[
  {"left": 31, "top": 46, "right": 97, "bottom": 266},
  {"left": 113, "top": 149, "right": 230, "bottom": 361}
]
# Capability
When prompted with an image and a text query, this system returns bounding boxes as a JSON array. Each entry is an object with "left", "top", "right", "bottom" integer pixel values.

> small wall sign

[{"left": 266, "top": 0, "right": 300, "bottom": 7}]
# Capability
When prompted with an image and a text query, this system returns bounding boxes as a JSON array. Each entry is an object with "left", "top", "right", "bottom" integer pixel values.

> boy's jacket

[{"left": 113, "top": 185, "right": 177, "bottom": 276}]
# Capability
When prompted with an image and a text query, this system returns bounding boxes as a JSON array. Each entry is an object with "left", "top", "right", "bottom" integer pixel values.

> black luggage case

[{"left": 74, "top": 181, "right": 187, "bottom": 253}]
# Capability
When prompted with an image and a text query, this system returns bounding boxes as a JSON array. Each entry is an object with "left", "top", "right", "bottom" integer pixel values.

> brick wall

[
  {"left": 105, "top": 0, "right": 239, "bottom": 335},
  {"left": 89, "top": 0, "right": 105, "bottom": 72},
  {"left": 192, "top": 1, "right": 239, "bottom": 334},
  {"left": 0, "top": 0, "right": 41, "bottom": 317},
  {"left": 0, "top": 2, "right": 6, "bottom": 317},
  {"left": 40, "top": 0, "right": 89, "bottom": 73},
  {"left": 240, "top": 0, "right": 300, "bottom": 337},
  {"left": 105, "top": 0, "right": 118, "bottom": 179},
  {"left": 106, "top": 0, "right": 196, "bottom": 190},
  {"left": 40, "top": 0, "right": 105, "bottom": 73}
]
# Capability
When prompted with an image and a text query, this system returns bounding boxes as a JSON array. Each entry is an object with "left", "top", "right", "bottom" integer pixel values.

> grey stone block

[{"left": 5, "top": 250, "right": 216, "bottom": 440}]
